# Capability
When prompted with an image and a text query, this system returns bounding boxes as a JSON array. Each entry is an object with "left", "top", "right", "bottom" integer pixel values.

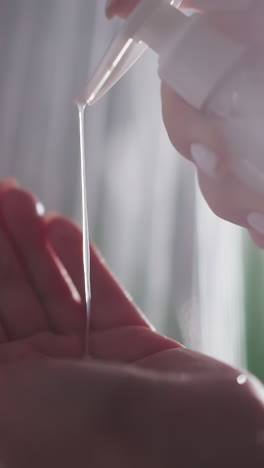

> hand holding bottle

[{"left": 106, "top": 0, "right": 264, "bottom": 248}]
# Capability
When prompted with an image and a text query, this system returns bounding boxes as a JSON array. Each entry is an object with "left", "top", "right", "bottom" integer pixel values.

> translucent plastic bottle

[
  {"left": 149, "top": 6, "right": 264, "bottom": 194},
  {"left": 83, "top": 0, "right": 263, "bottom": 193}
]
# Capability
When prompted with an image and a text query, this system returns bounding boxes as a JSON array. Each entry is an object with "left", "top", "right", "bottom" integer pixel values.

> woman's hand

[
  {"left": 105, "top": 0, "right": 264, "bottom": 248},
  {"left": 0, "top": 180, "right": 179, "bottom": 467},
  {"left": 0, "top": 180, "right": 262, "bottom": 467},
  {"left": 0, "top": 178, "right": 177, "bottom": 365}
]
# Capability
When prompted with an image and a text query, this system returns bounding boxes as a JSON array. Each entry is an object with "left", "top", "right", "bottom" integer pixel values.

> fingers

[
  {"left": 46, "top": 216, "right": 182, "bottom": 362},
  {"left": 105, "top": 0, "right": 264, "bottom": 237},
  {"left": 45, "top": 215, "right": 86, "bottom": 301},
  {"left": 46, "top": 216, "right": 152, "bottom": 332},
  {"left": 0, "top": 183, "right": 46, "bottom": 340},
  {"left": 0, "top": 224, "right": 46, "bottom": 340},
  {"left": 161, "top": 83, "right": 238, "bottom": 222},
  {"left": 0, "top": 187, "right": 85, "bottom": 336},
  {"left": 161, "top": 83, "right": 224, "bottom": 166},
  {"left": 90, "top": 246, "right": 154, "bottom": 332},
  {"left": 105, "top": 0, "right": 194, "bottom": 19},
  {"left": 106, "top": 0, "right": 263, "bottom": 41},
  {"left": 161, "top": 82, "right": 264, "bottom": 228}
]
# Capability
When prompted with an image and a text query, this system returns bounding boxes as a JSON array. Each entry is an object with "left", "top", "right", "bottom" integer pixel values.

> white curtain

[{"left": 0, "top": 0, "right": 246, "bottom": 368}]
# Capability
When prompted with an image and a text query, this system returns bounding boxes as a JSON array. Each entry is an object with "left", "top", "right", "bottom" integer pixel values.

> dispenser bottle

[{"left": 84, "top": 0, "right": 263, "bottom": 193}]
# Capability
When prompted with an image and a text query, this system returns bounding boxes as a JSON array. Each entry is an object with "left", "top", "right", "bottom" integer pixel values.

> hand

[
  {"left": 105, "top": 0, "right": 264, "bottom": 248},
  {"left": 0, "top": 178, "right": 177, "bottom": 365},
  {"left": 0, "top": 180, "right": 178, "bottom": 467},
  {"left": 0, "top": 180, "right": 85, "bottom": 363},
  {"left": 0, "top": 181, "right": 263, "bottom": 467}
]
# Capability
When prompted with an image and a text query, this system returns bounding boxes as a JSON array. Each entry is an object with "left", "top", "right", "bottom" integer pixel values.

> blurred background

[{"left": 0, "top": 0, "right": 263, "bottom": 379}]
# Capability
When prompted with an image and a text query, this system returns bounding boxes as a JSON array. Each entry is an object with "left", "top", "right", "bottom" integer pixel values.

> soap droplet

[{"left": 237, "top": 374, "right": 247, "bottom": 385}]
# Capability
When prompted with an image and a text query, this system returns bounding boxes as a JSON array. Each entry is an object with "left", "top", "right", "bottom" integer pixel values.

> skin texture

[
  {"left": 0, "top": 180, "right": 262, "bottom": 466},
  {"left": 106, "top": 0, "right": 264, "bottom": 246}
]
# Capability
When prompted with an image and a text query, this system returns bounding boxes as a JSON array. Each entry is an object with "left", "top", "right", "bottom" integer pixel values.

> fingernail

[
  {"left": 193, "top": 0, "right": 252, "bottom": 10},
  {"left": 247, "top": 212, "right": 264, "bottom": 235},
  {"left": 190, "top": 143, "right": 218, "bottom": 177}
]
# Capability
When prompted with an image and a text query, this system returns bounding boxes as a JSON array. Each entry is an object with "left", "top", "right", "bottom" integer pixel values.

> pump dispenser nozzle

[{"left": 81, "top": 0, "right": 183, "bottom": 105}]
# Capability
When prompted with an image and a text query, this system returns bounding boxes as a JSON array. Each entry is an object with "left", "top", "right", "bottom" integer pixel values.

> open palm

[
  {"left": 0, "top": 181, "right": 249, "bottom": 377},
  {"left": 0, "top": 181, "right": 178, "bottom": 368},
  {"left": 0, "top": 181, "right": 263, "bottom": 468},
  {"left": 0, "top": 181, "right": 256, "bottom": 384}
]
